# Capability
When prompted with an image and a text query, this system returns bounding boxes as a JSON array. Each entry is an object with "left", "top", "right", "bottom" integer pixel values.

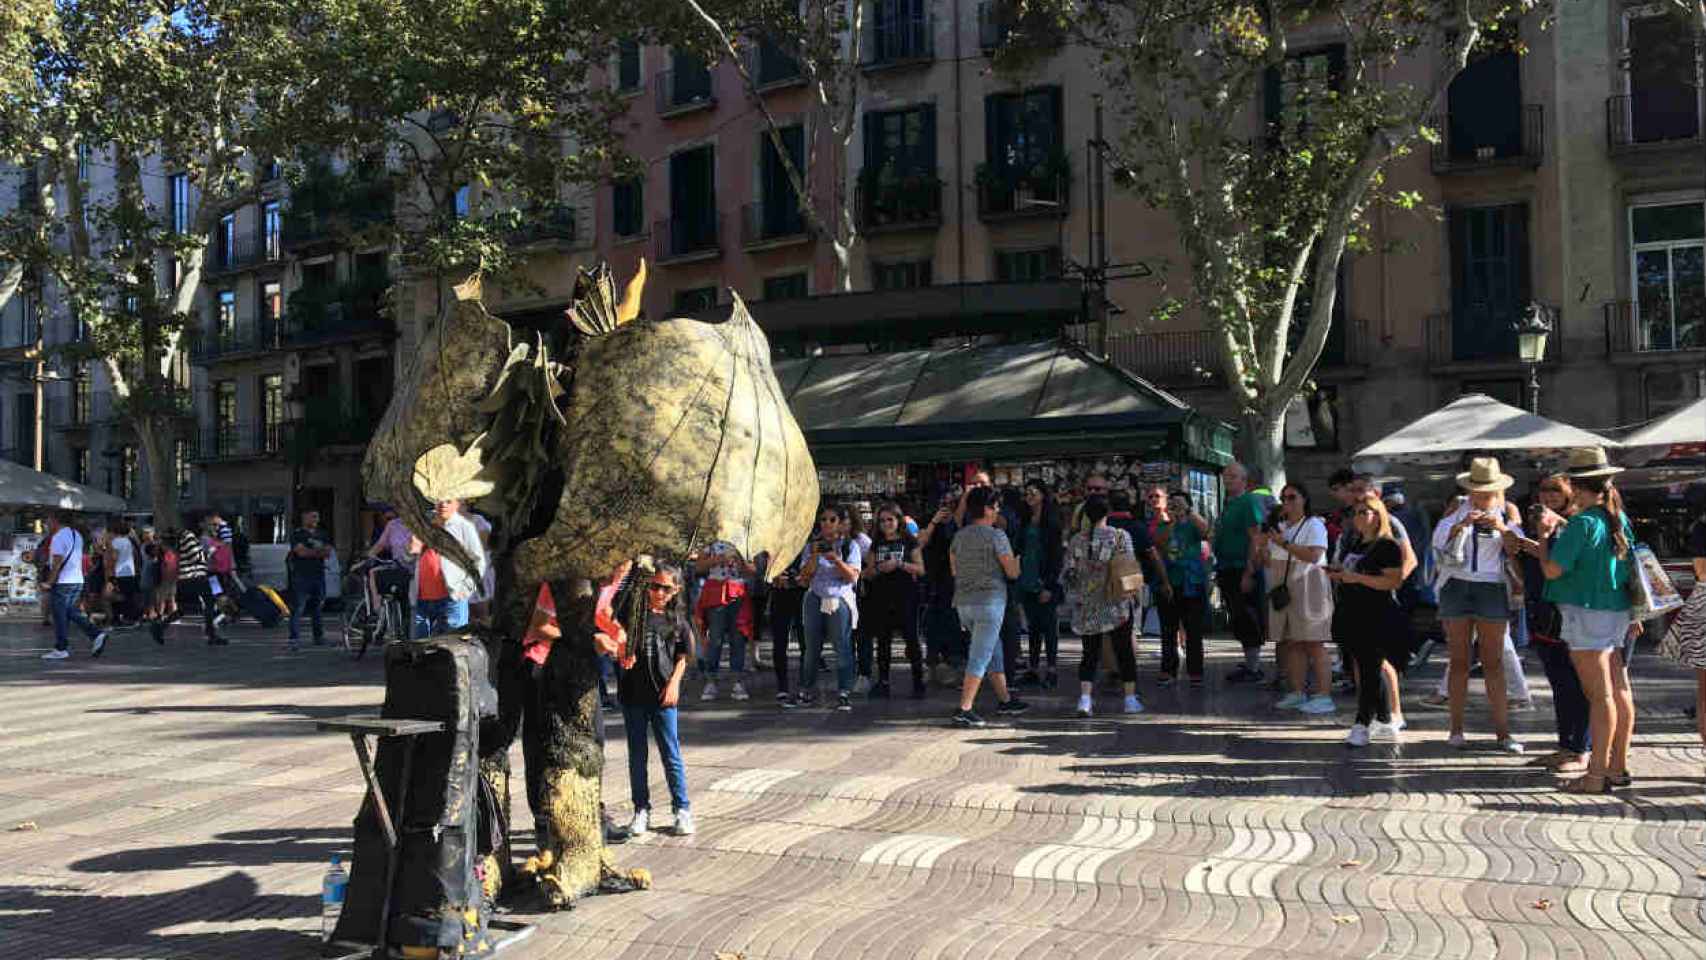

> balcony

[
  {"left": 1428, "top": 104, "right": 1544, "bottom": 174},
  {"left": 1315, "top": 316, "right": 1371, "bottom": 373},
  {"left": 1607, "top": 90, "right": 1703, "bottom": 154},
  {"left": 977, "top": 173, "right": 1069, "bottom": 221},
  {"left": 743, "top": 40, "right": 804, "bottom": 91},
  {"left": 977, "top": 1, "right": 1064, "bottom": 52},
  {"left": 190, "top": 319, "right": 283, "bottom": 364},
  {"left": 281, "top": 180, "right": 394, "bottom": 251},
  {"left": 655, "top": 67, "right": 716, "bottom": 117},
  {"left": 740, "top": 201, "right": 810, "bottom": 250},
  {"left": 856, "top": 175, "right": 943, "bottom": 233},
  {"left": 278, "top": 299, "right": 392, "bottom": 348},
  {"left": 192, "top": 425, "right": 284, "bottom": 463},
  {"left": 863, "top": 12, "right": 934, "bottom": 69},
  {"left": 1096, "top": 329, "right": 1225, "bottom": 389},
  {"left": 1604, "top": 299, "right": 1705, "bottom": 359},
  {"left": 506, "top": 203, "right": 578, "bottom": 248},
  {"left": 49, "top": 393, "right": 106, "bottom": 432},
  {"left": 204, "top": 231, "right": 284, "bottom": 277},
  {"left": 1425, "top": 309, "right": 1562, "bottom": 370},
  {"left": 653, "top": 214, "right": 722, "bottom": 264}
]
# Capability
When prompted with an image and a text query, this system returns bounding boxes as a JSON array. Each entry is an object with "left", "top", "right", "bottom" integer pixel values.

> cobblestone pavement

[{"left": 0, "top": 616, "right": 1702, "bottom": 960}]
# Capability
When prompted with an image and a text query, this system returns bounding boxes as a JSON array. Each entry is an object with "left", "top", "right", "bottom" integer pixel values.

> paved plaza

[{"left": 0, "top": 617, "right": 1702, "bottom": 960}]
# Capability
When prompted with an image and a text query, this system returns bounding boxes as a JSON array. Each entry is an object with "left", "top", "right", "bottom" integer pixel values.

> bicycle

[{"left": 342, "top": 558, "right": 409, "bottom": 660}]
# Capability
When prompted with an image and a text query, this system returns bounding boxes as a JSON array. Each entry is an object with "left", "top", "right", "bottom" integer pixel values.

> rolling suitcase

[{"left": 238, "top": 584, "right": 284, "bottom": 628}]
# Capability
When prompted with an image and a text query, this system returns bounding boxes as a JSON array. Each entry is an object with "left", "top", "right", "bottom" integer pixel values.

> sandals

[
  {"left": 1605, "top": 771, "right": 1634, "bottom": 787},
  {"left": 1562, "top": 774, "right": 1611, "bottom": 795}
]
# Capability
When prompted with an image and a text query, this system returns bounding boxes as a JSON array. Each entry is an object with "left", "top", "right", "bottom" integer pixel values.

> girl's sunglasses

[{"left": 646, "top": 582, "right": 675, "bottom": 593}]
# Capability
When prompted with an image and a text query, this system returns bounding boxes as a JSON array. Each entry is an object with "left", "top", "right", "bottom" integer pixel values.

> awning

[
  {"left": 777, "top": 339, "right": 1232, "bottom": 467},
  {"left": 0, "top": 460, "right": 128, "bottom": 514},
  {"left": 1617, "top": 397, "right": 1706, "bottom": 479},
  {"left": 1621, "top": 397, "right": 1705, "bottom": 452},
  {"left": 1354, "top": 393, "right": 1622, "bottom": 469}
]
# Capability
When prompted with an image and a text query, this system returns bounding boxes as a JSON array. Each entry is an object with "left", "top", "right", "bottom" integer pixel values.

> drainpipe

[{"left": 952, "top": 0, "right": 965, "bottom": 285}]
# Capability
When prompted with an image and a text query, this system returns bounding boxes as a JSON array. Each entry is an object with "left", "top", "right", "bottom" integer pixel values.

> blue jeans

[
  {"left": 704, "top": 599, "right": 745, "bottom": 678},
  {"left": 288, "top": 576, "right": 326, "bottom": 642},
  {"left": 622, "top": 702, "right": 689, "bottom": 814},
  {"left": 957, "top": 597, "right": 1008, "bottom": 679},
  {"left": 1534, "top": 640, "right": 1590, "bottom": 755},
  {"left": 413, "top": 597, "right": 470, "bottom": 638},
  {"left": 51, "top": 584, "right": 101, "bottom": 652},
  {"left": 801, "top": 596, "right": 854, "bottom": 695}
]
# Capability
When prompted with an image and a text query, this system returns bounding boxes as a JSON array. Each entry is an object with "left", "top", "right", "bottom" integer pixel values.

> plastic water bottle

[{"left": 321, "top": 855, "right": 348, "bottom": 942}]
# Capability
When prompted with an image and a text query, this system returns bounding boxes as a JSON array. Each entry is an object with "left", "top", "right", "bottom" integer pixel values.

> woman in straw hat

[
  {"left": 1519, "top": 447, "right": 1637, "bottom": 794},
  {"left": 1431, "top": 456, "right": 1524, "bottom": 754}
]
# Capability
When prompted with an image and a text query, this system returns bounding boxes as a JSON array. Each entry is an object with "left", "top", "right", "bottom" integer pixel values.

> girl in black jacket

[{"left": 1017, "top": 479, "right": 1066, "bottom": 688}]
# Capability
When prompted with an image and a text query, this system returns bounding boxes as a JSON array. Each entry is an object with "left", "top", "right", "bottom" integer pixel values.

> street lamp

[{"left": 1514, "top": 301, "right": 1552, "bottom": 414}]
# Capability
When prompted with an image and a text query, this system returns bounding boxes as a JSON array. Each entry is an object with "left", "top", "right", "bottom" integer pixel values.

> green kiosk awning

[{"left": 775, "top": 339, "right": 1234, "bottom": 468}]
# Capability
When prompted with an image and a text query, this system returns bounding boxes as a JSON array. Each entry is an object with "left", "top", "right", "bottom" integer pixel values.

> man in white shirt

[{"left": 42, "top": 512, "right": 111, "bottom": 660}]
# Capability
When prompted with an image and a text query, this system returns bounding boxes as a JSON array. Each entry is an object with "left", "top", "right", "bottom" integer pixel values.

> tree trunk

[
  {"left": 135, "top": 415, "right": 181, "bottom": 530},
  {"left": 1241, "top": 409, "right": 1288, "bottom": 492}
]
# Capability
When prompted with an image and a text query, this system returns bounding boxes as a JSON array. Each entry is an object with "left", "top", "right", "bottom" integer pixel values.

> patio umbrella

[
  {"left": 1616, "top": 396, "right": 1706, "bottom": 478},
  {"left": 1353, "top": 393, "right": 1621, "bottom": 471},
  {"left": 0, "top": 458, "right": 128, "bottom": 513}
]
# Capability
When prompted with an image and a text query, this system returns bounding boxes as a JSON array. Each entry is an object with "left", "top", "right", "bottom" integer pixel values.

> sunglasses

[{"left": 646, "top": 582, "right": 676, "bottom": 592}]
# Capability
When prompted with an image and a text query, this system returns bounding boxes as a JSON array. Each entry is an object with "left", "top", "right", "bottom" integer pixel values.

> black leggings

[
  {"left": 769, "top": 589, "right": 804, "bottom": 694},
  {"left": 1348, "top": 638, "right": 1391, "bottom": 725},
  {"left": 1157, "top": 592, "right": 1206, "bottom": 678},
  {"left": 1078, "top": 625, "right": 1137, "bottom": 684},
  {"left": 863, "top": 599, "right": 922, "bottom": 683}
]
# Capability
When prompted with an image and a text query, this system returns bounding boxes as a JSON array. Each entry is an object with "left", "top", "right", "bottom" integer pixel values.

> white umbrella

[
  {"left": 0, "top": 458, "right": 128, "bottom": 513},
  {"left": 1353, "top": 393, "right": 1621, "bottom": 471},
  {"left": 1621, "top": 397, "right": 1705, "bottom": 450}
]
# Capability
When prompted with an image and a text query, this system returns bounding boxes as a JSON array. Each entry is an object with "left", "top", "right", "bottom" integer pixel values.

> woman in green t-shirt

[{"left": 1522, "top": 448, "right": 1636, "bottom": 795}]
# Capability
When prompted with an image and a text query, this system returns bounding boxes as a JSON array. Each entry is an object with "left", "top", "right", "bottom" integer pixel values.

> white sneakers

[
  {"left": 701, "top": 681, "right": 718, "bottom": 702},
  {"left": 1345, "top": 724, "right": 1371, "bottom": 747},
  {"left": 674, "top": 809, "right": 695, "bottom": 836},
  {"left": 1075, "top": 694, "right": 1093, "bottom": 718},
  {"left": 853, "top": 675, "right": 872, "bottom": 695},
  {"left": 41, "top": 649, "right": 69, "bottom": 660},
  {"left": 1274, "top": 692, "right": 1306, "bottom": 710},
  {"left": 730, "top": 681, "right": 750, "bottom": 702},
  {"left": 1368, "top": 720, "right": 1402, "bottom": 741},
  {"left": 626, "top": 809, "right": 650, "bottom": 836},
  {"left": 1496, "top": 737, "right": 1525, "bottom": 755},
  {"left": 1447, "top": 732, "right": 1469, "bottom": 749},
  {"left": 1123, "top": 694, "right": 1144, "bottom": 714},
  {"left": 1299, "top": 695, "right": 1336, "bottom": 715}
]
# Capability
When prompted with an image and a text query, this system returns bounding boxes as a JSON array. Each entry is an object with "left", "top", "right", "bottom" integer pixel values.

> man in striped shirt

[{"left": 149, "top": 512, "right": 226, "bottom": 646}]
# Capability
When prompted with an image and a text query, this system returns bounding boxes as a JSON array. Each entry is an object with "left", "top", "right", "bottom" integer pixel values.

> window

[
  {"left": 260, "top": 280, "right": 282, "bottom": 341},
  {"left": 77, "top": 142, "right": 90, "bottom": 183},
  {"left": 674, "top": 287, "right": 719, "bottom": 312},
  {"left": 1447, "top": 203, "right": 1531, "bottom": 361},
  {"left": 984, "top": 87, "right": 1064, "bottom": 207},
  {"left": 262, "top": 157, "right": 282, "bottom": 182},
  {"left": 872, "top": 259, "right": 932, "bottom": 289},
  {"left": 1630, "top": 198, "right": 1704, "bottom": 351},
  {"left": 215, "top": 289, "right": 237, "bottom": 339},
  {"left": 168, "top": 172, "right": 191, "bottom": 233},
  {"left": 861, "top": 105, "right": 939, "bottom": 226},
  {"left": 753, "top": 36, "right": 802, "bottom": 86},
  {"left": 1442, "top": 36, "right": 1524, "bottom": 163},
  {"left": 70, "top": 364, "right": 91, "bottom": 424},
  {"left": 612, "top": 178, "right": 645, "bottom": 238},
  {"left": 665, "top": 145, "right": 717, "bottom": 256},
  {"left": 174, "top": 438, "right": 191, "bottom": 498},
  {"left": 1284, "top": 388, "right": 1341, "bottom": 451},
  {"left": 262, "top": 201, "right": 282, "bottom": 260},
  {"left": 215, "top": 380, "right": 238, "bottom": 454},
  {"left": 217, "top": 212, "right": 236, "bottom": 268},
  {"left": 871, "top": 0, "right": 931, "bottom": 64},
  {"left": 994, "top": 247, "right": 1062, "bottom": 282},
  {"left": 1622, "top": 8, "right": 1703, "bottom": 143},
  {"left": 261, "top": 374, "right": 284, "bottom": 451},
  {"left": 13, "top": 393, "right": 31, "bottom": 457},
  {"left": 763, "top": 273, "right": 808, "bottom": 301},
  {"left": 1265, "top": 46, "right": 1345, "bottom": 139},
  {"left": 71, "top": 447, "right": 89, "bottom": 485},
  {"left": 758, "top": 125, "right": 806, "bottom": 238},
  {"left": 453, "top": 184, "right": 471, "bottom": 220},
  {"left": 667, "top": 50, "right": 713, "bottom": 107},
  {"left": 1644, "top": 369, "right": 1703, "bottom": 418},
  {"left": 119, "top": 445, "right": 136, "bottom": 499},
  {"left": 616, "top": 39, "right": 642, "bottom": 92}
]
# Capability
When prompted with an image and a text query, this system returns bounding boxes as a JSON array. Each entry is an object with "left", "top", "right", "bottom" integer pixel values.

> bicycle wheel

[{"left": 342, "top": 595, "right": 374, "bottom": 657}]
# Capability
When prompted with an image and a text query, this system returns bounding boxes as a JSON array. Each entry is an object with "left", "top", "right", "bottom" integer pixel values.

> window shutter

[
  {"left": 1448, "top": 208, "right": 1468, "bottom": 317},
  {"left": 1327, "top": 44, "right": 1347, "bottom": 91},
  {"left": 984, "top": 94, "right": 999, "bottom": 169},
  {"left": 921, "top": 104, "right": 938, "bottom": 169},
  {"left": 1511, "top": 202, "right": 1531, "bottom": 303},
  {"left": 1263, "top": 65, "right": 1282, "bottom": 129}
]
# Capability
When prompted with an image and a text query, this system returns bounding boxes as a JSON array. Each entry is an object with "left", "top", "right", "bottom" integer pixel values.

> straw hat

[
  {"left": 1565, "top": 446, "right": 1624, "bottom": 479},
  {"left": 1456, "top": 456, "right": 1515, "bottom": 492}
]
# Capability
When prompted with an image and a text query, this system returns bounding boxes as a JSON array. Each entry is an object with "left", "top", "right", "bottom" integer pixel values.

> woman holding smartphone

[{"left": 798, "top": 503, "right": 862, "bottom": 712}]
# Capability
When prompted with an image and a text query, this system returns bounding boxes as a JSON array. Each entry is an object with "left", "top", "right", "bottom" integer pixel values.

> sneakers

[
  {"left": 91, "top": 630, "right": 110, "bottom": 658},
  {"left": 701, "top": 681, "right": 719, "bottom": 702},
  {"left": 212, "top": 612, "right": 229, "bottom": 628},
  {"left": 1299, "top": 695, "right": 1336, "bottom": 715},
  {"left": 1189, "top": 675, "right": 1205, "bottom": 688},
  {"left": 1345, "top": 723, "right": 1371, "bottom": 748},
  {"left": 730, "top": 681, "right": 750, "bottom": 702},
  {"left": 868, "top": 681, "right": 892, "bottom": 699},
  {"left": 1043, "top": 670, "right": 1059, "bottom": 690},
  {"left": 952, "top": 709, "right": 986, "bottom": 728},
  {"left": 777, "top": 691, "right": 796, "bottom": 709},
  {"left": 1369, "top": 720, "right": 1402, "bottom": 741},
  {"left": 1122, "top": 694, "right": 1144, "bottom": 714},
  {"left": 795, "top": 689, "right": 819, "bottom": 708},
  {"left": 1418, "top": 693, "right": 1448, "bottom": 709},
  {"left": 627, "top": 809, "right": 650, "bottom": 836},
  {"left": 1227, "top": 665, "right": 1265, "bottom": 684},
  {"left": 853, "top": 675, "right": 873, "bottom": 695},
  {"left": 1156, "top": 673, "right": 1176, "bottom": 688},
  {"left": 1274, "top": 692, "right": 1307, "bottom": 710},
  {"left": 1075, "top": 694, "right": 1093, "bottom": 718},
  {"left": 1446, "top": 732, "right": 1468, "bottom": 749},
  {"left": 996, "top": 698, "right": 1030, "bottom": 716},
  {"left": 1496, "top": 737, "right": 1525, "bottom": 755},
  {"left": 674, "top": 809, "right": 695, "bottom": 836},
  {"left": 836, "top": 693, "right": 853, "bottom": 712},
  {"left": 41, "top": 648, "right": 70, "bottom": 661},
  {"left": 1508, "top": 698, "right": 1533, "bottom": 712}
]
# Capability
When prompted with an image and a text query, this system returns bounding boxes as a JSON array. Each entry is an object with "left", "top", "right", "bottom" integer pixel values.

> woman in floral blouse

[{"left": 1064, "top": 495, "right": 1141, "bottom": 717}]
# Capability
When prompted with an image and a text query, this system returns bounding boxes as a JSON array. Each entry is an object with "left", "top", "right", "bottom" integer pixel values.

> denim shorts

[
  {"left": 1559, "top": 604, "right": 1631, "bottom": 653},
  {"left": 956, "top": 598, "right": 1007, "bottom": 679},
  {"left": 1438, "top": 578, "right": 1508, "bottom": 622}
]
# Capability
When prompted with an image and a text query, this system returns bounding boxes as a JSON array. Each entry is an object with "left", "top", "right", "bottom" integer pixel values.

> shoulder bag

[
  {"left": 1268, "top": 520, "right": 1306, "bottom": 611},
  {"left": 1103, "top": 529, "right": 1144, "bottom": 603}
]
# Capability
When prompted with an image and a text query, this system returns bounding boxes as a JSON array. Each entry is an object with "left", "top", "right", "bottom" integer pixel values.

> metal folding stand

[{"left": 317, "top": 715, "right": 537, "bottom": 960}]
